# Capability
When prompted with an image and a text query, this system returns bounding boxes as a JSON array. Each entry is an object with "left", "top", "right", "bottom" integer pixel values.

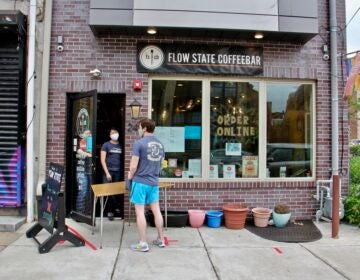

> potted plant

[{"left": 272, "top": 203, "right": 291, "bottom": 228}]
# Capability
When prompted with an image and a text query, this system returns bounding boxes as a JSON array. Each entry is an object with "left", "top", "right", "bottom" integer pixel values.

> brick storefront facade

[{"left": 47, "top": 0, "right": 348, "bottom": 220}]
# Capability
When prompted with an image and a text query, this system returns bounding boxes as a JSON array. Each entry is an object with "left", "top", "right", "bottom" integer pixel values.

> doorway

[{"left": 66, "top": 92, "right": 125, "bottom": 225}]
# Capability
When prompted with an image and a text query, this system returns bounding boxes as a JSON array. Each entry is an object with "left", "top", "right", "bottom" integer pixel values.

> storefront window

[
  {"left": 210, "top": 82, "right": 259, "bottom": 178},
  {"left": 266, "top": 83, "right": 313, "bottom": 178},
  {"left": 151, "top": 78, "right": 314, "bottom": 180},
  {"left": 152, "top": 80, "right": 202, "bottom": 178}
]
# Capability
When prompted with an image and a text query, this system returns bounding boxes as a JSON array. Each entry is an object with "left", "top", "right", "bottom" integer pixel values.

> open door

[{"left": 66, "top": 90, "right": 97, "bottom": 225}]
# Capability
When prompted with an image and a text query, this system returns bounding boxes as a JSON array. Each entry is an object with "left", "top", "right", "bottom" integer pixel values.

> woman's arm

[{"left": 100, "top": 150, "right": 112, "bottom": 181}]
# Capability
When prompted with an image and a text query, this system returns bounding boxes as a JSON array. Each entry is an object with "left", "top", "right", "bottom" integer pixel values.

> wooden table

[{"left": 91, "top": 181, "right": 173, "bottom": 248}]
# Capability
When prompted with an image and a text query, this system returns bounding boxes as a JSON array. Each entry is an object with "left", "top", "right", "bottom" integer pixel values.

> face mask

[
  {"left": 110, "top": 133, "right": 119, "bottom": 141},
  {"left": 138, "top": 128, "right": 144, "bottom": 137}
]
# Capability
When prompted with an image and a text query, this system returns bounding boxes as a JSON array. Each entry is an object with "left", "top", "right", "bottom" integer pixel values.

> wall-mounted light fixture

[
  {"left": 129, "top": 99, "right": 142, "bottom": 119},
  {"left": 254, "top": 32, "right": 264, "bottom": 39},
  {"left": 147, "top": 27, "right": 157, "bottom": 35},
  {"left": 128, "top": 99, "right": 143, "bottom": 132}
]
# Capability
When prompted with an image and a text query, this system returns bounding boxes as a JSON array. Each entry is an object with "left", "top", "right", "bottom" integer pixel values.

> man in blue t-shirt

[
  {"left": 128, "top": 118, "right": 165, "bottom": 252},
  {"left": 101, "top": 128, "right": 122, "bottom": 220}
]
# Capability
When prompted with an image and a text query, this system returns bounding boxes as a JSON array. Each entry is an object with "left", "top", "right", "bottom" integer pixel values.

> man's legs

[
  {"left": 134, "top": 204, "right": 147, "bottom": 242},
  {"left": 150, "top": 202, "right": 164, "bottom": 241}
]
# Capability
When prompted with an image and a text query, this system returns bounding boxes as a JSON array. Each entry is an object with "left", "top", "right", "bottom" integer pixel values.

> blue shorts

[{"left": 130, "top": 181, "right": 159, "bottom": 205}]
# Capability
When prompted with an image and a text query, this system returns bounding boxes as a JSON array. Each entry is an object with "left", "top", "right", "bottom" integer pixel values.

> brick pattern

[{"left": 48, "top": 0, "right": 349, "bottom": 219}]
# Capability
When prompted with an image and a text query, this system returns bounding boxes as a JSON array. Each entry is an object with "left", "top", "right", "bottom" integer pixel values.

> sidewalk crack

[
  {"left": 198, "top": 229, "right": 221, "bottom": 280},
  {"left": 300, "top": 244, "right": 351, "bottom": 280},
  {"left": 110, "top": 221, "right": 125, "bottom": 280}
]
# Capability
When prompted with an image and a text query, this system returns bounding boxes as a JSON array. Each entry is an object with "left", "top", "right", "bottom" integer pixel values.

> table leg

[
  {"left": 164, "top": 188, "right": 168, "bottom": 230},
  {"left": 92, "top": 196, "right": 98, "bottom": 235},
  {"left": 128, "top": 198, "right": 131, "bottom": 226},
  {"left": 100, "top": 196, "right": 104, "bottom": 249}
]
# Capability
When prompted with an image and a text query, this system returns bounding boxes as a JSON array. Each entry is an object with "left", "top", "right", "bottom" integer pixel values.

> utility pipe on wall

[
  {"left": 329, "top": 0, "right": 340, "bottom": 238},
  {"left": 36, "top": 1, "right": 53, "bottom": 204},
  {"left": 26, "top": 0, "right": 37, "bottom": 223}
]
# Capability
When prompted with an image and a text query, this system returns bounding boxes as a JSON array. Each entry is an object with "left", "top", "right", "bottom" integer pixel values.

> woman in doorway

[{"left": 100, "top": 127, "right": 123, "bottom": 220}]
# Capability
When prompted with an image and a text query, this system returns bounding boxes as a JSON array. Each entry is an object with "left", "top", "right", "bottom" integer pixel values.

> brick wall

[{"left": 48, "top": 0, "right": 348, "bottom": 220}]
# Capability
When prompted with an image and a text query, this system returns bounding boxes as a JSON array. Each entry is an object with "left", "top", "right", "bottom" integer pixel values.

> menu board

[{"left": 39, "top": 163, "right": 64, "bottom": 233}]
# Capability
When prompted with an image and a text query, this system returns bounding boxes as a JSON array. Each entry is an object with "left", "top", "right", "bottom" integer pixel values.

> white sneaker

[
  {"left": 131, "top": 242, "right": 149, "bottom": 252},
  {"left": 152, "top": 238, "right": 166, "bottom": 248}
]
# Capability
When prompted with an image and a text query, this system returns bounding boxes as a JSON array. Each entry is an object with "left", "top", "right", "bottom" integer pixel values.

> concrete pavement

[{"left": 0, "top": 218, "right": 359, "bottom": 280}]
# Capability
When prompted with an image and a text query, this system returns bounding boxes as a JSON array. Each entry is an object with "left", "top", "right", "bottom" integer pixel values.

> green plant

[
  {"left": 274, "top": 203, "right": 290, "bottom": 214},
  {"left": 350, "top": 144, "right": 360, "bottom": 157},
  {"left": 350, "top": 156, "right": 360, "bottom": 184},
  {"left": 344, "top": 184, "right": 360, "bottom": 227}
]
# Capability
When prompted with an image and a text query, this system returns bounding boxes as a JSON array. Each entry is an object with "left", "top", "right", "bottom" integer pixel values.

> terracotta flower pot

[
  {"left": 252, "top": 207, "right": 271, "bottom": 227},
  {"left": 222, "top": 204, "right": 248, "bottom": 229}
]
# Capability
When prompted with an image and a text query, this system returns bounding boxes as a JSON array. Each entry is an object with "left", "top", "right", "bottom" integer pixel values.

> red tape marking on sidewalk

[
  {"left": 67, "top": 224, "right": 97, "bottom": 251},
  {"left": 274, "top": 247, "right": 283, "bottom": 254},
  {"left": 164, "top": 236, "right": 178, "bottom": 246}
]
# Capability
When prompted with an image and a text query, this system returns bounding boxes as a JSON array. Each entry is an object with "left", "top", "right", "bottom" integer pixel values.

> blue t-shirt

[
  {"left": 132, "top": 135, "right": 165, "bottom": 186},
  {"left": 101, "top": 141, "right": 122, "bottom": 171}
]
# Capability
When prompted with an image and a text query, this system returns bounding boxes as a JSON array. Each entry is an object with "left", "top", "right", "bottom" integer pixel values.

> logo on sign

[
  {"left": 76, "top": 108, "right": 89, "bottom": 136},
  {"left": 139, "top": 45, "right": 165, "bottom": 70}
]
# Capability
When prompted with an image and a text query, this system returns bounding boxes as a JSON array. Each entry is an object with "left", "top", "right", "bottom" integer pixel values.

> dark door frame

[
  {"left": 65, "top": 91, "right": 126, "bottom": 222},
  {"left": 65, "top": 90, "right": 97, "bottom": 224}
]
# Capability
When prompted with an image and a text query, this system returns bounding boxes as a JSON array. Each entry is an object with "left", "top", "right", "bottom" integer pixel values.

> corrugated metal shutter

[{"left": 0, "top": 49, "right": 23, "bottom": 207}]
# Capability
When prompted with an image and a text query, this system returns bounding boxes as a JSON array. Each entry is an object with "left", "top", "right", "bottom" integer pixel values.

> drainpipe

[
  {"left": 329, "top": 0, "right": 340, "bottom": 238},
  {"left": 36, "top": 1, "right": 53, "bottom": 209},
  {"left": 26, "top": 0, "right": 37, "bottom": 223}
]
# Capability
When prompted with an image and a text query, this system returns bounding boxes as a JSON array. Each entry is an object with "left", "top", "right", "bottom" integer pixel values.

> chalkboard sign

[{"left": 39, "top": 163, "right": 64, "bottom": 233}]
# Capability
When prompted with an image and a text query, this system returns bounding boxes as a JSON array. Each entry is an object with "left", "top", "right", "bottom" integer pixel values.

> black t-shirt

[{"left": 101, "top": 141, "right": 122, "bottom": 171}]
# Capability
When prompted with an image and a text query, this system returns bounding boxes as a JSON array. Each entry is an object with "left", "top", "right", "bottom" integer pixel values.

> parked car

[{"left": 266, "top": 143, "right": 311, "bottom": 177}]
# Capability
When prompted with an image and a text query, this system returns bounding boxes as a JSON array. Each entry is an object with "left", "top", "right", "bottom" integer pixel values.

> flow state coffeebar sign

[{"left": 137, "top": 43, "right": 263, "bottom": 75}]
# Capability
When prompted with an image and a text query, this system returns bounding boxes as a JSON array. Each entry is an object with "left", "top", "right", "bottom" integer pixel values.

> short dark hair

[
  {"left": 138, "top": 118, "right": 156, "bottom": 133},
  {"left": 109, "top": 127, "right": 118, "bottom": 133}
]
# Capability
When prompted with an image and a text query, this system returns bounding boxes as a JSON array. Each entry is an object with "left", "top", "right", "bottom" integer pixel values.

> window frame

[{"left": 149, "top": 76, "right": 316, "bottom": 181}]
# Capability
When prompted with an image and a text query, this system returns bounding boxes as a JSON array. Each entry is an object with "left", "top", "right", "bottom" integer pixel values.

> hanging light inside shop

[
  {"left": 226, "top": 97, "right": 233, "bottom": 105},
  {"left": 186, "top": 99, "right": 194, "bottom": 110}
]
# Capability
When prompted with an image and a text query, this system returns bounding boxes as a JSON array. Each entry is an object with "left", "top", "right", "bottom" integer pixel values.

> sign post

[{"left": 26, "top": 163, "right": 85, "bottom": 253}]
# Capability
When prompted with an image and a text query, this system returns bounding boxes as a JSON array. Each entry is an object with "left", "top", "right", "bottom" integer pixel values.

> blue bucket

[{"left": 206, "top": 211, "right": 223, "bottom": 228}]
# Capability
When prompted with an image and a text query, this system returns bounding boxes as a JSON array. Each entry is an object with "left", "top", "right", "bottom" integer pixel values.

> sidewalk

[{"left": 0, "top": 218, "right": 359, "bottom": 280}]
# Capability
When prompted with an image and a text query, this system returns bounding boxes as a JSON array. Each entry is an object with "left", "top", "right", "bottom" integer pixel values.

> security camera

[
  {"left": 56, "top": 35, "right": 64, "bottom": 52},
  {"left": 57, "top": 45, "right": 64, "bottom": 52},
  {"left": 322, "top": 53, "right": 330, "bottom": 61},
  {"left": 89, "top": 68, "right": 102, "bottom": 77}
]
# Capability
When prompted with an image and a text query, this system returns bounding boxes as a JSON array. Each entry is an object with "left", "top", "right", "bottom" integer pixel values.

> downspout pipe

[
  {"left": 36, "top": 1, "right": 53, "bottom": 209},
  {"left": 329, "top": 0, "right": 340, "bottom": 238},
  {"left": 26, "top": 0, "right": 37, "bottom": 223}
]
